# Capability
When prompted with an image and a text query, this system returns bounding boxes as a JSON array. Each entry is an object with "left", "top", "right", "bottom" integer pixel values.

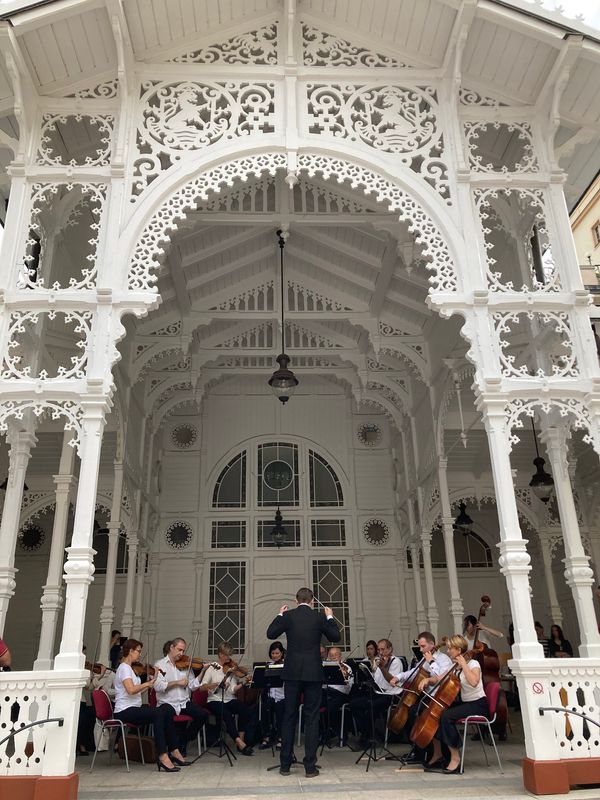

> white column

[
  {"left": 395, "top": 548, "right": 412, "bottom": 654},
  {"left": 538, "top": 529, "right": 563, "bottom": 626},
  {"left": 438, "top": 458, "right": 464, "bottom": 632},
  {"left": 132, "top": 541, "right": 146, "bottom": 637},
  {"left": 410, "top": 542, "right": 427, "bottom": 631},
  {"left": 35, "top": 431, "right": 76, "bottom": 669},
  {"left": 99, "top": 460, "right": 124, "bottom": 660},
  {"left": 421, "top": 530, "right": 438, "bottom": 638},
  {"left": 146, "top": 553, "right": 161, "bottom": 657},
  {"left": 120, "top": 531, "right": 139, "bottom": 635},
  {"left": 192, "top": 555, "right": 206, "bottom": 646},
  {"left": 543, "top": 426, "right": 600, "bottom": 657},
  {"left": 0, "top": 428, "right": 36, "bottom": 634},
  {"left": 350, "top": 550, "right": 367, "bottom": 650},
  {"left": 54, "top": 406, "right": 106, "bottom": 670},
  {"left": 482, "top": 404, "right": 541, "bottom": 659}
]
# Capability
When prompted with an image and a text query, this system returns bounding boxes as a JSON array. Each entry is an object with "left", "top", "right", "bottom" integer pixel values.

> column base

[
  {"left": 523, "top": 757, "right": 600, "bottom": 795},
  {"left": 0, "top": 773, "right": 79, "bottom": 800}
]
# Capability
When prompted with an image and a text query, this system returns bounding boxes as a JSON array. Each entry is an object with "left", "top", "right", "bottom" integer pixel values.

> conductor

[{"left": 267, "top": 587, "right": 340, "bottom": 777}]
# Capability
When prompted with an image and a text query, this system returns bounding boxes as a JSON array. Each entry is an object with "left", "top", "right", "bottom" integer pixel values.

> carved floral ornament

[
  {"left": 0, "top": 401, "right": 84, "bottom": 453},
  {"left": 128, "top": 153, "right": 458, "bottom": 293},
  {"left": 503, "top": 398, "right": 600, "bottom": 457}
]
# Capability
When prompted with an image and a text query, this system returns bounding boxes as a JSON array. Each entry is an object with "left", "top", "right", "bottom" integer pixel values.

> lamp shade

[
  {"left": 454, "top": 501, "right": 474, "bottom": 534},
  {"left": 268, "top": 353, "right": 299, "bottom": 404},
  {"left": 529, "top": 456, "right": 554, "bottom": 503}
]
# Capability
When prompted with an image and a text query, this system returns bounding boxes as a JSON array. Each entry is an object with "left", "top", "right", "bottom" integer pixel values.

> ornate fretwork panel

[
  {"left": 2, "top": 310, "right": 92, "bottom": 381},
  {"left": 463, "top": 121, "right": 538, "bottom": 174},
  {"left": 367, "top": 381, "right": 406, "bottom": 412},
  {"left": 198, "top": 175, "right": 276, "bottom": 213},
  {"left": 459, "top": 87, "right": 507, "bottom": 108},
  {"left": 0, "top": 400, "right": 84, "bottom": 452},
  {"left": 213, "top": 322, "right": 274, "bottom": 349},
  {"left": 168, "top": 23, "right": 278, "bottom": 64},
  {"left": 64, "top": 79, "right": 119, "bottom": 99},
  {"left": 493, "top": 311, "right": 578, "bottom": 379},
  {"left": 304, "top": 84, "right": 450, "bottom": 204},
  {"left": 504, "top": 399, "right": 596, "bottom": 454},
  {"left": 302, "top": 24, "right": 410, "bottom": 68},
  {"left": 474, "top": 187, "right": 560, "bottom": 292},
  {"left": 17, "top": 183, "right": 106, "bottom": 291},
  {"left": 37, "top": 114, "right": 113, "bottom": 167},
  {"left": 286, "top": 323, "right": 341, "bottom": 349},
  {"left": 292, "top": 179, "right": 374, "bottom": 214},
  {"left": 132, "top": 81, "right": 278, "bottom": 199},
  {"left": 287, "top": 281, "right": 352, "bottom": 312},
  {"left": 209, "top": 282, "right": 274, "bottom": 312}
]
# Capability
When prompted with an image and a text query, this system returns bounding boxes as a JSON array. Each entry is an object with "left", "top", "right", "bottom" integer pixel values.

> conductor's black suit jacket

[{"left": 266, "top": 604, "right": 341, "bottom": 682}]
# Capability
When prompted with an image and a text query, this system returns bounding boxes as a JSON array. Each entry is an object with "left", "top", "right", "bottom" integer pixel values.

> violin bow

[{"left": 185, "top": 630, "right": 201, "bottom": 682}]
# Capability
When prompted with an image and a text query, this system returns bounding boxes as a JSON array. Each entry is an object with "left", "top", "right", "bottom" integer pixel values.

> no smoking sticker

[{"left": 532, "top": 682, "right": 544, "bottom": 694}]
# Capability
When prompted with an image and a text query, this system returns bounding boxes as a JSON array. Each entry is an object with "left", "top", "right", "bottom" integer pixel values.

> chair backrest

[
  {"left": 92, "top": 689, "right": 114, "bottom": 722},
  {"left": 192, "top": 688, "right": 209, "bottom": 708},
  {"left": 149, "top": 688, "right": 157, "bottom": 707},
  {"left": 484, "top": 681, "right": 501, "bottom": 716}
]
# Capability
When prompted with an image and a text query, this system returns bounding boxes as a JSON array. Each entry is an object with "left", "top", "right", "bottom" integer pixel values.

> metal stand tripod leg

[{"left": 355, "top": 692, "right": 403, "bottom": 772}]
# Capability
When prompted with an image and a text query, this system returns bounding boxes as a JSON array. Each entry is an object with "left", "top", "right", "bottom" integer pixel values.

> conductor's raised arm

[
  {"left": 267, "top": 605, "right": 289, "bottom": 640},
  {"left": 321, "top": 612, "right": 341, "bottom": 643}
]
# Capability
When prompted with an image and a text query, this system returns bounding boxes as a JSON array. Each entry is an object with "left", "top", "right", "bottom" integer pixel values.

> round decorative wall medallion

[
  {"left": 18, "top": 524, "right": 45, "bottom": 552},
  {"left": 263, "top": 460, "right": 294, "bottom": 491},
  {"left": 170, "top": 424, "right": 198, "bottom": 449},
  {"left": 357, "top": 423, "right": 382, "bottom": 446},
  {"left": 363, "top": 518, "right": 390, "bottom": 546},
  {"left": 165, "top": 521, "right": 194, "bottom": 549}
]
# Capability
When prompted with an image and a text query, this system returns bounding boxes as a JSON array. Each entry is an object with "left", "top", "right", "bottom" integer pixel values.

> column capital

[
  {"left": 497, "top": 539, "right": 531, "bottom": 577},
  {"left": 53, "top": 474, "right": 76, "bottom": 489},
  {"left": 563, "top": 555, "right": 594, "bottom": 588},
  {"left": 420, "top": 529, "right": 432, "bottom": 546}
]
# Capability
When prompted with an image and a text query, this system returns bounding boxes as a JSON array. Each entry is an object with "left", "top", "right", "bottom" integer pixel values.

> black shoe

[
  {"left": 169, "top": 754, "right": 191, "bottom": 766},
  {"left": 402, "top": 752, "right": 424, "bottom": 765},
  {"left": 237, "top": 745, "right": 253, "bottom": 756},
  {"left": 157, "top": 760, "right": 180, "bottom": 772},
  {"left": 279, "top": 765, "right": 291, "bottom": 776},
  {"left": 258, "top": 740, "right": 271, "bottom": 750},
  {"left": 305, "top": 767, "right": 320, "bottom": 778}
]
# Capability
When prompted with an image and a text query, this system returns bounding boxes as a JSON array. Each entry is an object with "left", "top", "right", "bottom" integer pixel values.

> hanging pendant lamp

[
  {"left": 528, "top": 419, "right": 554, "bottom": 503},
  {"left": 268, "top": 229, "right": 298, "bottom": 404}
]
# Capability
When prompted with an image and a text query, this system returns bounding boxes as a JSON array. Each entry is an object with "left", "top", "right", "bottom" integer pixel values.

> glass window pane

[
  {"left": 212, "top": 452, "right": 246, "bottom": 508},
  {"left": 258, "top": 442, "right": 299, "bottom": 507},
  {"left": 309, "top": 451, "right": 343, "bottom": 507},
  {"left": 257, "top": 519, "right": 301, "bottom": 547},
  {"left": 208, "top": 561, "right": 246, "bottom": 653},
  {"left": 311, "top": 520, "right": 346, "bottom": 546},
  {"left": 312, "top": 559, "right": 349, "bottom": 648},
  {"left": 211, "top": 521, "right": 246, "bottom": 548}
]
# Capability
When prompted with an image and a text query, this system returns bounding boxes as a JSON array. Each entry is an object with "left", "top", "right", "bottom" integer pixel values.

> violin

[
  {"left": 85, "top": 660, "right": 112, "bottom": 675},
  {"left": 173, "top": 655, "right": 207, "bottom": 674},
  {"left": 131, "top": 661, "right": 165, "bottom": 678},
  {"left": 222, "top": 658, "right": 249, "bottom": 679}
]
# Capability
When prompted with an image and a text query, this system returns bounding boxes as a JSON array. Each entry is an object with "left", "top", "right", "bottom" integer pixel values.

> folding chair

[
  {"left": 89, "top": 689, "right": 145, "bottom": 773},
  {"left": 456, "top": 682, "right": 504, "bottom": 774}
]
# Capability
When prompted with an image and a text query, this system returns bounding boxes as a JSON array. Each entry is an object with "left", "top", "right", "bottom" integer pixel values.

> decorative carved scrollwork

[
  {"left": 302, "top": 25, "right": 408, "bottom": 68},
  {"left": 493, "top": 311, "right": 578, "bottom": 379},
  {"left": 37, "top": 114, "right": 113, "bottom": 167},
  {"left": 171, "top": 24, "right": 278, "bottom": 65}
]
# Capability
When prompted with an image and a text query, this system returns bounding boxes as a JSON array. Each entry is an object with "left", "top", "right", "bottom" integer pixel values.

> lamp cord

[
  {"left": 531, "top": 417, "right": 541, "bottom": 459},
  {"left": 277, "top": 230, "right": 285, "bottom": 353}
]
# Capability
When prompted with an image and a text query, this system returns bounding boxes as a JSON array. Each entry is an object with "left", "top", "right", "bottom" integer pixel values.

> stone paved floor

[{"left": 76, "top": 720, "right": 600, "bottom": 800}]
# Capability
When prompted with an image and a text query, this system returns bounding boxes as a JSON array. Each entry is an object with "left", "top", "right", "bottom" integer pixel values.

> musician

[
  {"left": 363, "top": 640, "right": 378, "bottom": 670},
  {"left": 258, "top": 641, "right": 286, "bottom": 749},
  {"left": 396, "top": 632, "right": 453, "bottom": 765},
  {"left": 200, "top": 641, "right": 255, "bottom": 756},
  {"left": 463, "top": 615, "right": 503, "bottom": 650},
  {"left": 422, "top": 634, "right": 489, "bottom": 774},
  {"left": 349, "top": 638, "right": 406, "bottom": 746},
  {"left": 153, "top": 638, "right": 210, "bottom": 754},
  {"left": 114, "top": 638, "right": 187, "bottom": 772},
  {"left": 109, "top": 629, "right": 122, "bottom": 670},
  {"left": 321, "top": 646, "right": 353, "bottom": 745},
  {"left": 0, "top": 637, "right": 11, "bottom": 669},
  {"left": 266, "top": 587, "right": 340, "bottom": 778}
]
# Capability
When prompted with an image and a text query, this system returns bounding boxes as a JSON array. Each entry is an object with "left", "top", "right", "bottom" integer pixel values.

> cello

[
  {"left": 471, "top": 595, "right": 509, "bottom": 740},
  {"left": 387, "top": 639, "right": 446, "bottom": 735},
  {"left": 410, "top": 645, "right": 478, "bottom": 749}
]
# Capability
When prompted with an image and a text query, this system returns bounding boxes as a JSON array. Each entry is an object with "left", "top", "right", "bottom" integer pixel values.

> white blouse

[
  {"left": 459, "top": 659, "right": 486, "bottom": 703},
  {"left": 114, "top": 663, "right": 142, "bottom": 713}
]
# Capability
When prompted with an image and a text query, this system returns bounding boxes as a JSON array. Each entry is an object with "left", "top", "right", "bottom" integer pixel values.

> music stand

[
  {"left": 257, "top": 663, "right": 292, "bottom": 771},
  {"left": 320, "top": 661, "right": 348, "bottom": 752},
  {"left": 355, "top": 663, "right": 402, "bottom": 772},
  {"left": 200, "top": 676, "right": 236, "bottom": 767}
]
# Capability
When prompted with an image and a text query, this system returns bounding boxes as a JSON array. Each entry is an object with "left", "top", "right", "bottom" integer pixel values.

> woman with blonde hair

[{"left": 421, "top": 634, "right": 488, "bottom": 775}]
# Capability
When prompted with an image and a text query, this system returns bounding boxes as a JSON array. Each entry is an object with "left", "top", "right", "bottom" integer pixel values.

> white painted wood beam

[
  {"left": 370, "top": 233, "right": 399, "bottom": 318},
  {"left": 294, "top": 226, "right": 383, "bottom": 269},
  {"left": 0, "top": 22, "right": 37, "bottom": 155},
  {"left": 284, "top": 243, "right": 373, "bottom": 292},
  {"left": 180, "top": 226, "right": 268, "bottom": 267},
  {"left": 185, "top": 243, "right": 275, "bottom": 291}
]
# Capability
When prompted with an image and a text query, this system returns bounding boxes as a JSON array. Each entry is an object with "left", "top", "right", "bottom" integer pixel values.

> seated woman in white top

[
  {"left": 113, "top": 638, "right": 188, "bottom": 772},
  {"left": 258, "top": 641, "right": 286, "bottom": 749},
  {"left": 422, "top": 634, "right": 489, "bottom": 775}
]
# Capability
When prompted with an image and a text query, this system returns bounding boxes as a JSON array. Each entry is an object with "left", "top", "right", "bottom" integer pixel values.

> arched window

[
  {"left": 93, "top": 528, "right": 128, "bottom": 574},
  {"left": 212, "top": 451, "right": 247, "bottom": 508},
  {"left": 407, "top": 529, "right": 493, "bottom": 569},
  {"left": 309, "top": 450, "right": 343, "bottom": 507}
]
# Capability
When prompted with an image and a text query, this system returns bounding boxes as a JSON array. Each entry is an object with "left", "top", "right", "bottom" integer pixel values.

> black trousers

[
  {"left": 165, "top": 700, "right": 209, "bottom": 751},
  {"left": 436, "top": 697, "right": 489, "bottom": 749},
  {"left": 114, "top": 704, "right": 178, "bottom": 756},
  {"left": 262, "top": 695, "right": 284, "bottom": 741},
  {"left": 77, "top": 702, "right": 96, "bottom": 752},
  {"left": 207, "top": 699, "right": 254, "bottom": 743},
  {"left": 349, "top": 692, "right": 393, "bottom": 739},
  {"left": 322, "top": 688, "right": 349, "bottom": 738},
  {"left": 280, "top": 679, "right": 321, "bottom": 771}
]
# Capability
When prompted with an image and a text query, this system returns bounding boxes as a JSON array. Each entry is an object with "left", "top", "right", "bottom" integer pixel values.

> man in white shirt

[
  {"left": 154, "top": 638, "right": 209, "bottom": 756},
  {"left": 322, "top": 646, "right": 354, "bottom": 746}
]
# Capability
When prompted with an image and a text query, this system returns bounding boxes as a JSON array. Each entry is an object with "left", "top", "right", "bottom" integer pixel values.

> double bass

[{"left": 471, "top": 595, "right": 509, "bottom": 740}]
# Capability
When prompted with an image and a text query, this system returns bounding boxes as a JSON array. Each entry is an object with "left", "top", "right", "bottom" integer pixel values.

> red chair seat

[
  {"left": 457, "top": 715, "right": 487, "bottom": 724},
  {"left": 173, "top": 714, "right": 194, "bottom": 723}
]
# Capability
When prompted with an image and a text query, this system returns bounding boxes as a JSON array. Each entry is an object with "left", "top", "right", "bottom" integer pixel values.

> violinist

[
  {"left": 422, "top": 634, "right": 488, "bottom": 775},
  {"left": 363, "top": 640, "right": 378, "bottom": 671},
  {"left": 114, "top": 638, "right": 187, "bottom": 772},
  {"left": 349, "top": 638, "right": 406, "bottom": 747},
  {"left": 154, "top": 638, "right": 210, "bottom": 755},
  {"left": 258, "top": 641, "right": 286, "bottom": 750},
  {"left": 200, "top": 641, "right": 256, "bottom": 756},
  {"left": 321, "top": 646, "right": 353, "bottom": 746}
]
